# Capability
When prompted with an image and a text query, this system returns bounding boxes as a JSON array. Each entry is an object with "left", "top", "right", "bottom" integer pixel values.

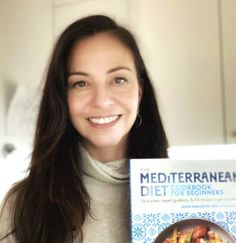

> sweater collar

[{"left": 80, "top": 145, "right": 129, "bottom": 184}]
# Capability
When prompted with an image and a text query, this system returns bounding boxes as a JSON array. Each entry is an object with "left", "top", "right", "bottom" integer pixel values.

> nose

[{"left": 91, "top": 85, "right": 114, "bottom": 108}]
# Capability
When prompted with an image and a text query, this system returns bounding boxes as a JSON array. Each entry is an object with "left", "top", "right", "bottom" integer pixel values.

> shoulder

[{"left": 0, "top": 192, "right": 17, "bottom": 241}]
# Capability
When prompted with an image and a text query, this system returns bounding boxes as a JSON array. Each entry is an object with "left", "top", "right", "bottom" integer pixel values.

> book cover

[{"left": 130, "top": 159, "right": 236, "bottom": 242}]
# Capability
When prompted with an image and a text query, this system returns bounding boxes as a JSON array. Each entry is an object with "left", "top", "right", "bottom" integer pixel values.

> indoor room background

[{"left": 0, "top": 0, "right": 235, "bottom": 201}]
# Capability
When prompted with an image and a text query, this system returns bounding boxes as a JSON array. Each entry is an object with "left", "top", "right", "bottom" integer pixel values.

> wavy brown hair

[{"left": 1, "top": 15, "right": 168, "bottom": 243}]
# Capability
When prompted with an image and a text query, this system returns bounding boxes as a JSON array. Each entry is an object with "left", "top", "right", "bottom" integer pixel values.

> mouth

[{"left": 87, "top": 115, "right": 121, "bottom": 125}]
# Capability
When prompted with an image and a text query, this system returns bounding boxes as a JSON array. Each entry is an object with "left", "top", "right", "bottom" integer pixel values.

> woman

[{"left": 0, "top": 15, "right": 168, "bottom": 243}]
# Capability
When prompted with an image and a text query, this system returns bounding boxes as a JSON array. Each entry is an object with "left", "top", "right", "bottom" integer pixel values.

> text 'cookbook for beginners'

[{"left": 130, "top": 159, "right": 236, "bottom": 243}]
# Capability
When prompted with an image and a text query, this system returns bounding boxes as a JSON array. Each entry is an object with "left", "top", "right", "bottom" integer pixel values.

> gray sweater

[{"left": 0, "top": 147, "right": 130, "bottom": 242}]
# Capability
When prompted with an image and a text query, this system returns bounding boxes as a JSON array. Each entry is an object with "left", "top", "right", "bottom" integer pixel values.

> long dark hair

[{"left": 1, "top": 15, "right": 168, "bottom": 243}]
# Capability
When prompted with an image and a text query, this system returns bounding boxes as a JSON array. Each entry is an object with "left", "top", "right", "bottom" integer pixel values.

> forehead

[{"left": 68, "top": 33, "right": 135, "bottom": 71}]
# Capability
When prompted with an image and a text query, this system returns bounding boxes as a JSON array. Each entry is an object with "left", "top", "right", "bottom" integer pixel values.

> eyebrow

[
  {"left": 68, "top": 71, "right": 88, "bottom": 77},
  {"left": 107, "top": 66, "right": 132, "bottom": 74},
  {"left": 68, "top": 66, "right": 132, "bottom": 77}
]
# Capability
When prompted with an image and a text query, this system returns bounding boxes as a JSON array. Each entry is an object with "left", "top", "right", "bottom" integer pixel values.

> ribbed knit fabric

[
  {"left": 0, "top": 195, "right": 14, "bottom": 242},
  {"left": 79, "top": 146, "right": 130, "bottom": 243},
  {"left": 0, "top": 146, "right": 130, "bottom": 243}
]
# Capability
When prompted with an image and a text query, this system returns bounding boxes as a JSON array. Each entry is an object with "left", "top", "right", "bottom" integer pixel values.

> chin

[
  {"left": 91, "top": 135, "right": 127, "bottom": 148},
  {"left": 93, "top": 140, "right": 122, "bottom": 148}
]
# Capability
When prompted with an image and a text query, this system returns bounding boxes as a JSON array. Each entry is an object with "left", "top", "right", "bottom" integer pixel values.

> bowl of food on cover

[{"left": 154, "top": 218, "right": 235, "bottom": 243}]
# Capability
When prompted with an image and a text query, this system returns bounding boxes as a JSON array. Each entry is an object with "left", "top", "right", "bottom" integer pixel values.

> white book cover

[{"left": 130, "top": 159, "right": 236, "bottom": 243}]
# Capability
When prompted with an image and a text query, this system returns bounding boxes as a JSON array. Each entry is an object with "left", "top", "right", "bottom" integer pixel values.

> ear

[{"left": 138, "top": 85, "right": 143, "bottom": 105}]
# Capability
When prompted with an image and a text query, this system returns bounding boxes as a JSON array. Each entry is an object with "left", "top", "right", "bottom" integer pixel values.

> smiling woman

[
  {"left": 67, "top": 33, "right": 142, "bottom": 162},
  {"left": 0, "top": 15, "right": 168, "bottom": 243}
]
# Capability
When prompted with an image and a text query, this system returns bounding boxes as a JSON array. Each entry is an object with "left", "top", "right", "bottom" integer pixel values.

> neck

[{"left": 82, "top": 140, "right": 127, "bottom": 163}]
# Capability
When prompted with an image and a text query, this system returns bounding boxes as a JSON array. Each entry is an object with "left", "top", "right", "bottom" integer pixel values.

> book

[{"left": 130, "top": 159, "right": 236, "bottom": 242}]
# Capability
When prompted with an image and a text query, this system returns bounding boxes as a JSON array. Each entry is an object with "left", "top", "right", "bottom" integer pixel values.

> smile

[{"left": 88, "top": 115, "right": 120, "bottom": 125}]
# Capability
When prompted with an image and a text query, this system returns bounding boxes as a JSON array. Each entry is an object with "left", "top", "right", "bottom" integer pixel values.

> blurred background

[{"left": 0, "top": 0, "right": 236, "bottom": 200}]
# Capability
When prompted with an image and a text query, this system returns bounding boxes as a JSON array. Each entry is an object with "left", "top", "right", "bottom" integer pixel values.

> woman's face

[{"left": 67, "top": 33, "right": 142, "bottom": 161}]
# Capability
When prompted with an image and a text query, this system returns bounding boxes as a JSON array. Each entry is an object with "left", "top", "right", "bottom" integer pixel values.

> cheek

[
  {"left": 121, "top": 90, "right": 140, "bottom": 114},
  {"left": 67, "top": 95, "right": 83, "bottom": 118}
]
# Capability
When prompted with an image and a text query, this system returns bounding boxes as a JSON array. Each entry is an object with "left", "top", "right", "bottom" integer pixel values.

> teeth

[{"left": 89, "top": 115, "right": 119, "bottom": 124}]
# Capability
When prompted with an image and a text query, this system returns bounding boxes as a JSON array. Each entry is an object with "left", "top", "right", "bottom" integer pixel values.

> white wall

[
  {"left": 0, "top": 0, "right": 53, "bottom": 201},
  {"left": 221, "top": 0, "right": 236, "bottom": 143},
  {"left": 131, "top": 0, "right": 224, "bottom": 145}
]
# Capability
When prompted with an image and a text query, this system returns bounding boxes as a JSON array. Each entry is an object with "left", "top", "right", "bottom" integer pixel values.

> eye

[
  {"left": 114, "top": 77, "right": 128, "bottom": 85},
  {"left": 71, "top": 80, "right": 87, "bottom": 89}
]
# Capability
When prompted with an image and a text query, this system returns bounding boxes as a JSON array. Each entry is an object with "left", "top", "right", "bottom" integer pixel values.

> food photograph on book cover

[{"left": 154, "top": 218, "right": 234, "bottom": 243}]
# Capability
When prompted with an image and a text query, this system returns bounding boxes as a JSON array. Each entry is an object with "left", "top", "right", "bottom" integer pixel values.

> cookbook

[{"left": 130, "top": 159, "right": 236, "bottom": 242}]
